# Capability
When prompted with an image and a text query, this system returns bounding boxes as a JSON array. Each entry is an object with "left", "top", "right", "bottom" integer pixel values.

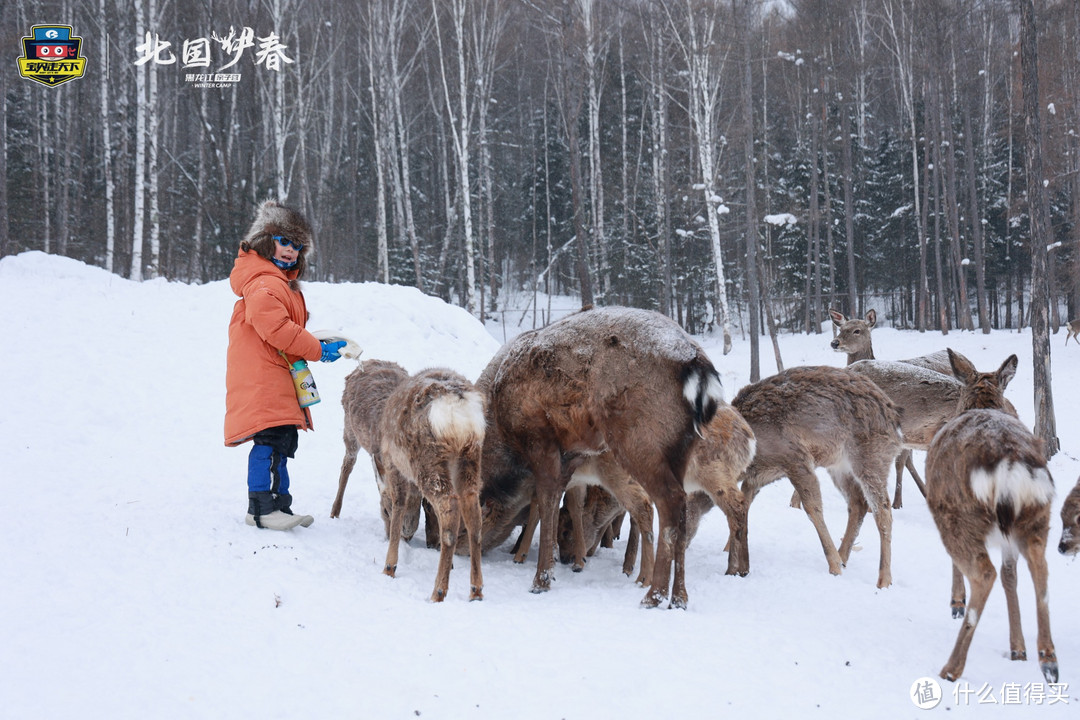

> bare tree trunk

[
  {"left": 663, "top": 0, "right": 732, "bottom": 350},
  {"left": 366, "top": 4, "right": 390, "bottom": 283},
  {"left": 1018, "top": 0, "right": 1058, "bottom": 458},
  {"left": 739, "top": 0, "right": 760, "bottom": 381},
  {"left": 643, "top": 9, "right": 673, "bottom": 317},
  {"left": 433, "top": 0, "right": 479, "bottom": 313},
  {"left": 580, "top": 0, "right": 607, "bottom": 297},
  {"left": 146, "top": 0, "right": 161, "bottom": 279},
  {"left": 962, "top": 112, "right": 990, "bottom": 333},
  {"left": 131, "top": 0, "right": 147, "bottom": 281}
]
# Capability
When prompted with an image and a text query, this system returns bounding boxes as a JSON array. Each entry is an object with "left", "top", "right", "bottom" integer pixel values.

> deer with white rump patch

[
  {"left": 331, "top": 360, "right": 430, "bottom": 541},
  {"left": 731, "top": 365, "right": 902, "bottom": 588},
  {"left": 380, "top": 368, "right": 486, "bottom": 602},
  {"left": 484, "top": 306, "right": 722, "bottom": 608},
  {"left": 925, "top": 349, "right": 1057, "bottom": 683}
]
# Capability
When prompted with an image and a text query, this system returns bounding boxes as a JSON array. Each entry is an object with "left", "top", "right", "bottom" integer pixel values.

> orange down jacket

[{"left": 224, "top": 249, "right": 323, "bottom": 446}]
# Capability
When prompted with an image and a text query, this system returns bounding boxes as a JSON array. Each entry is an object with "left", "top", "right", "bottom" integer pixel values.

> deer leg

[
  {"left": 529, "top": 471, "right": 563, "bottom": 593},
  {"left": 835, "top": 477, "right": 868, "bottom": 566},
  {"left": 788, "top": 467, "right": 844, "bottom": 575},
  {"left": 383, "top": 471, "right": 409, "bottom": 578},
  {"left": 642, "top": 494, "right": 678, "bottom": 608},
  {"left": 512, "top": 493, "right": 540, "bottom": 563},
  {"left": 950, "top": 563, "right": 967, "bottom": 618},
  {"left": 859, "top": 474, "right": 893, "bottom": 588},
  {"left": 892, "top": 451, "right": 907, "bottom": 509},
  {"left": 669, "top": 495, "right": 690, "bottom": 609},
  {"left": 460, "top": 488, "right": 484, "bottom": 601},
  {"left": 999, "top": 548, "right": 1026, "bottom": 660},
  {"left": 623, "top": 516, "right": 641, "bottom": 580},
  {"left": 602, "top": 512, "right": 625, "bottom": 548},
  {"left": 905, "top": 455, "right": 927, "bottom": 499},
  {"left": 422, "top": 497, "right": 439, "bottom": 548},
  {"left": 564, "top": 485, "right": 589, "bottom": 572},
  {"left": 940, "top": 551, "right": 997, "bottom": 682},
  {"left": 429, "top": 493, "right": 461, "bottom": 603},
  {"left": 708, "top": 487, "right": 748, "bottom": 576},
  {"left": 608, "top": 481, "right": 654, "bottom": 585},
  {"left": 1021, "top": 536, "right": 1058, "bottom": 683},
  {"left": 330, "top": 432, "right": 358, "bottom": 518}
]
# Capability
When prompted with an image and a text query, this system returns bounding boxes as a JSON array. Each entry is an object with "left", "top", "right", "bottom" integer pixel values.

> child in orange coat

[{"left": 224, "top": 200, "right": 345, "bottom": 530}]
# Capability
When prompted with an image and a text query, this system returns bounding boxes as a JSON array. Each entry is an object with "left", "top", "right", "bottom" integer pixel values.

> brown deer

[
  {"left": 484, "top": 306, "right": 723, "bottom": 608},
  {"left": 731, "top": 365, "right": 903, "bottom": 588},
  {"left": 925, "top": 349, "right": 1057, "bottom": 683},
  {"left": 380, "top": 368, "right": 486, "bottom": 602},
  {"left": 331, "top": 360, "right": 430, "bottom": 543},
  {"left": 831, "top": 308, "right": 989, "bottom": 508},
  {"left": 1065, "top": 319, "right": 1080, "bottom": 346},
  {"left": 559, "top": 404, "right": 756, "bottom": 580},
  {"left": 1060, "top": 479, "right": 1080, "bottom": 556}
]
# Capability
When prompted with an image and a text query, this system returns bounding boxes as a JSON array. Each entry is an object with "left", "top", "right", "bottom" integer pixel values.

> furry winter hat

[{"left": 240, "top": 200, "right": 314, "bottom": 280}]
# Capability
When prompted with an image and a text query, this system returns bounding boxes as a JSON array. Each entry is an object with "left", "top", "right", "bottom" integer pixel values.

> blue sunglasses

[{"left": 273, "top": 235, "right": 304, "bottom": 252}]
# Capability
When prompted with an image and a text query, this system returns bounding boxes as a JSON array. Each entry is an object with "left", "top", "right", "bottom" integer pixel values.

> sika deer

[
  {"left": 829, "top": 309, "right": 956, "bottom": 508},
  {"left": 331, "top": 360, "right": 428, "bottom": 543},
  {"left": 1065, "top": 319, "right": 1080, "bottom": 346},
  {"left": 484, "top": 306, "right": 723, "bottom": 608},
  {"left": 380, "top": 368, "right": 486, "bottom": 602},
  {"left": 1060, "top": 479, "right": 1080, "bottom": 556},
  {"left": 732, "top": 366, "right": 903, "bottom": 588},
  {"left": 562, "top": 404, "right": 756, "bottom": 580},
  {"left": 925, "top": 349, "right": 1057, "bottom": 683}
]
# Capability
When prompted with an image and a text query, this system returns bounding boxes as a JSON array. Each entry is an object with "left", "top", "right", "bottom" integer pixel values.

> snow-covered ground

[{"left": 3, "top": 250, "right": 1078, "bottom": 718}]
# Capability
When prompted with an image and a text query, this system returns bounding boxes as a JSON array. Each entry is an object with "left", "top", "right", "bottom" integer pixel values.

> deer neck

[{"left": 846, "top": 349, "right": 874, "bottom": 366}]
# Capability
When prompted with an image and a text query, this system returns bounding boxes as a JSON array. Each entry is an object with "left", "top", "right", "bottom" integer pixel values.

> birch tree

[
  {"left": 661, "top": 0, "right": 733, "bottom": 353},
  {"left": 433, "top": 0, "right": 479, "bottom": 314}
]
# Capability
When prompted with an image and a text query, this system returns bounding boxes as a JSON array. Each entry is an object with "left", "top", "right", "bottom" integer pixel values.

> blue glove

[{"left": 320, "top": 340, "right": 346, "bottom": 362}]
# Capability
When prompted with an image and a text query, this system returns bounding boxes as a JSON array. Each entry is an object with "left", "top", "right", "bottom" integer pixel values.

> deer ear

[
  {"left": 947, "top": 348, "right": 977, "bottom": 385},
  {"left": 865, "top": 309, "right": 877, "bottom": 328},
  {"left": 997, "top": 354, "right": 1018, "bottom": 390},
  {"left": 830, "top": 309, "right": 846, "bottom": 327}
]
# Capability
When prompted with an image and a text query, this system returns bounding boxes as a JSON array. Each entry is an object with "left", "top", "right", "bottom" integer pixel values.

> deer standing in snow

[
  {"left": 331, "top": 360, "right": 435, "bottom": 545},
  {"left": 830, "top": 309, "right": 1000, "bottom": 509},
  {"left": 731, "top": 365, "right": 902, "bottom": 588},
  {"left": 925, "top": 349, "right": 1057, "bottom": 683},
  {"left": 558, "top": 404, "right": 756, "bottom": 581},
  {"left": 483, "top": 306, "right": 723, "bottom": 608},
  {"left": 380, "top": 368, "right": 486, "bottom": 602}
]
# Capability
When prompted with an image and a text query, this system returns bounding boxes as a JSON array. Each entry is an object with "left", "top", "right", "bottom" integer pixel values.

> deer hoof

[
  {"left": 669, "top": 595, "right": 688, "bottom": 610},
  {"left": 469, "top": 587, "right": 483, "bottom": 601},
  {"left": 384, "top": 565, "right": 397, "bottom": 578},
  {"left": 950, "top": 602, "right": 966, "bottom": 619},
  {"left": 640, "top": 590, "right": 665, "bottom": 608},
  {"left": 1011, "top": 650, "right": 1027, "bottom": 661},
  {"left": 1040, "top": 653, "right": 1059, "bottom": 684},
  {"left": 430, "top": 589, "right": 446, "bottom": 603}
]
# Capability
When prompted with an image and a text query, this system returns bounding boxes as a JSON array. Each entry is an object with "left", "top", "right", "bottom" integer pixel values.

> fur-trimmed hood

[{"left": 240, "top": 200, "right": 314, "bottom": 284}]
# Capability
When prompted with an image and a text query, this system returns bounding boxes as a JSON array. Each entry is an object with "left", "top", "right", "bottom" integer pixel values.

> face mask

[{"left": 272, "top": 257, "right": 297, "bottom": 270}]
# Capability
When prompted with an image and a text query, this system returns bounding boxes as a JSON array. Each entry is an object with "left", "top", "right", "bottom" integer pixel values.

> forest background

[{"left": 2, "top": 0, "right": 1077, "bottom": 349}]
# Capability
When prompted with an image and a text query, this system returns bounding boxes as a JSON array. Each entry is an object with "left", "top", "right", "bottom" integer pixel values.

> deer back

[
  {"left": 379, "top": 368, "right": 485, "bottom": 485},
  {"left": 732, "top": 365, "right": 902, "bottom": 474},
  {"left": 488, "top": 307, "right": 721, "bottom": 474},
  {"left": 341, "top": 359, "right": 409, "bottom": 453}
]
